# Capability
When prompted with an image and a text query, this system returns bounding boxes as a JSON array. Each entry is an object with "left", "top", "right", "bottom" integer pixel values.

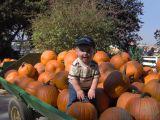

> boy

[{"left": 67, "top": 36, "right": 100, "bottom": 108}]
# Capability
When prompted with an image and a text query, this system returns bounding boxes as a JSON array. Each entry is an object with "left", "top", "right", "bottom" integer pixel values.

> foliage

[
  {"left": 154, "top": 29, "right": 160, "bottom": 45},
  {"left": 0, "top": 0, "right": 51, "bottom": 59},
  {"left": 31, "top": 0, "right": 143, "bottom": 53}
]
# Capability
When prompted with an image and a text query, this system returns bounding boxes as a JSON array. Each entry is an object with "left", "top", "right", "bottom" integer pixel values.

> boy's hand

[
  {"left": 88, "top": 89, "right": 95, "bottom": 99},
  {"left": 77, "top": 90, "right": 85, "bottom": 100}
]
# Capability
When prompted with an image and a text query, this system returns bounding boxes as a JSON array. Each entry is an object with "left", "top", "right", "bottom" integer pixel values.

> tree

[
  {"left": 154, "top": 29, "right": 160, "bottom": 45},
  {"left": 31, "top": 0, "right": 143, "bottom": 53},
  {"left": 0, "top": 0, "right": 51, "bottom": 59}
]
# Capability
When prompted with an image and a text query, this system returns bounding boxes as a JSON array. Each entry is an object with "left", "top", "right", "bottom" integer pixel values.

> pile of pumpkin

[{"left": 4, "top": 50, "right": 160, "bottom": 120}]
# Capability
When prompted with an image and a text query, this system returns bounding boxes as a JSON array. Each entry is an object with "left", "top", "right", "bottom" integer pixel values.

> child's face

[{"left": 76, "top": 45, "right": 94, "bottom": 64}]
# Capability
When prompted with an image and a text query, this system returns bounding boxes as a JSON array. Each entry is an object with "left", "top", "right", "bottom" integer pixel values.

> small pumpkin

[
  {"left": 34, "top": 63, "right": 45, "bottom": 75},
  {"left": 57, "top": 51, "right": 68, "bottom": 63},
  {"left": 38, "top": 72, "right": 55, "bottom": 84},
  {"left": 5, "top": 70, "right": 19, "bottom": 84}
]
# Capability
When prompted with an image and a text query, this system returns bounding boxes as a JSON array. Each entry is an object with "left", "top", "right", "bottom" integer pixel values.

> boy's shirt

[{"left": 68, "top": 58, "right": 100, "bottom": 90}]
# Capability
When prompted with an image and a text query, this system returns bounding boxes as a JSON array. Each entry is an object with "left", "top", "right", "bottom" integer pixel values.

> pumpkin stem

[
  {"left": 44, "top": 81, "right": 51, "bottom": 85},
  {"left": 21, "top": 62, "right": 26, "bottom": 67},
  {"left": 140, "top": 93, "right": 151, "bottom": 98},
  {"left": 129, "top": 75, "right": 134, "bottom": 83}
]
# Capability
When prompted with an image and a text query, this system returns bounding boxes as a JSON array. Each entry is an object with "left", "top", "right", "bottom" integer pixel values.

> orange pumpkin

[
  {"left": 144, "top": 73, "right": 160, "bottom": 84},
  {"left": 110, "top": 54, "right": 125, "bottom": 70},
  {"left": 67, "top": 102, "right": 97, "bottom": 120},
  {"left": 99, "top": 107, "right": 133, "bottom": 120},
  {"left": 18, "top": 62, "right": 36, "bottom": 78},
  {"left": 45, "top": 60, "right": 64, "bottom": 73},
  {"left": 143, "top": 79, "right": 160, "bottom": 101},
  {"left": 41, "top": 50, "right": 57, "bottom": 65},
  {"left": 34, "top": 63, "right": 45, "bottom": 75},
  {"left": 36, "top": 84, "right": 59, "bottom": 107},
  {"left": 17, "top": 77, "right": 34, "bottom": 89},
  {"left": 57, "top": 51, "right": 68, "bottom": 63},
  {"left": 156, "top": 59, "right": 160, "bottom": 72},
  {"left": 116, "top": 92, "right": 140, "bottom": 109},
  {"left": 98, "top": 62, "right": 115, "bottom": 83},
  {"left": 103, "top": 70, "right": 129, "bottom": 98},
  {"left": 120, "top": 52, "right": 131, "bottom": 63},
  {"left": 25, "top": 81, "right": 42, "bottom": 96},
  {"left": 143, "top": 66, "right": 153, "bottom": 76},
  {"left": 126, "top": 93, "right": 160, "bottom": 120},
  {"left": 38, "top": 72, "right": 55, "bottom": 84},
  {"left": 93, "top": 51, "right": 110, "bottom": 64},
  {"left": 57, "top": 89, "right": 69, "bottom": 112},
  {"left": 5, "top": 70, "right": 19, "bottom": 84},
  {"left": 52, "top": 71, "right": 68, "bottom": 90},
  {"left": 120, "top": 61, "right": 143, "bottom": 83}
]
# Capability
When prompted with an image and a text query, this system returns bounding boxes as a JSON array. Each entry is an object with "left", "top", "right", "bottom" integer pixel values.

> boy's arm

[
  {"left": 90, "top": 78, "right": 99, "bottom": 90},
  {"left": 70, "top": 79, "right": 82, "bottom": 92}
]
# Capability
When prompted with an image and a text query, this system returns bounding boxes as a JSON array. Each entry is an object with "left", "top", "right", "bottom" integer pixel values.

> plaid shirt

[{"left": 68, "top": 58, "right": 100, "bottom": 89}]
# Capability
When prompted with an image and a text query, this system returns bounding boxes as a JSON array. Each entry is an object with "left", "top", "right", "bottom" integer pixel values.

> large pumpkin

[
  {"left": 126, "top": 93, "right": 160, "bottom": 120},
  {"left": 143, "top": 66, "right": 153, "bottom": 77},
  {"left": 98, "top": 62, "right": 115, "bottom": 83},
  {"left": 67, "top": 102, "right": 97, "bottom": 120},
  {"left": 103, "top": 70, "right": 129, "bottom": 98},
  {"left": 51, "top": 71, "right": 68, "bottom": 90},
  {"left": 120, "top": 61, "right": 143, "bottom": 83},
  {"left": 36, "top": 84, "right": 59, "bottom": 107},
  {"left": 116, "top": 92, "right": 140, "bottom": 109},
  {"left": 45, "top": 60, "right": 64, "bottom": 73},
  {"left": 41, "top": 50, "right": 57, "bottom": 65},
  {"left": 95, "top": 88, "right": 109, "bottom": 114},
  {"left": 120, "top": 52, "right": 131, "bottom": 63},
  {"left": 144, "top": 73, "right": 160, "bottom": 84},
  {"left": 57, "top": 89, "right": 69, "bottom": 112},
  {"left": 93, "top": 51, "right": 110, "bottom": 65},
  {"left": 99, "top": 107, "right": 133, "bottom": 120},
  {"left": 18, "top": 62, "right": 36, "bottom": 78},
  {"left": 38, "top": 72, "right": 55, "bottom": 84},
  {"left": 25, "top": 81, "right": 42, "bottom": 96},
  {"left": 143, "top": 79, "right": 160, "bottom": 101}
]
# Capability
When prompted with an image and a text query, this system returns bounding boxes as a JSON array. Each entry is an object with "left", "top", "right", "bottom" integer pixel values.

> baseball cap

[{"left": 75, "top": 36, "right": 95, "bottom": 48}]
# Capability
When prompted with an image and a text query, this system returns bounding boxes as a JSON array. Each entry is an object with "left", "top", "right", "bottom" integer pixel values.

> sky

[{"left": 139, "top": 0, "right": 160, "bottom": 45}]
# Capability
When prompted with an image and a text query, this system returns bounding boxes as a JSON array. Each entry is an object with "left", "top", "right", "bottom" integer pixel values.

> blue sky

[{"left": 139, "top": 0, "right": 160, "bottom": 45}]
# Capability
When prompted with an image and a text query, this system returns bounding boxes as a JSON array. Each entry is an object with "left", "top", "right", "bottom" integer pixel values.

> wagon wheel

[{"left": 8, "top": 98, "right": 35, "bottom": 120}]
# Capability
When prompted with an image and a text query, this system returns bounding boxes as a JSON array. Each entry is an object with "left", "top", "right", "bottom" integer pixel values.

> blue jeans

[{"left": 67, "top": 83, "right": 96, "bottom": 109}]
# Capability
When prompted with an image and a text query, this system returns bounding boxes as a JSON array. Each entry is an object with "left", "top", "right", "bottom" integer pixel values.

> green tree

[
  {"left": 0, "top": 0, "right": 51, "bottom": 59},
  {"left": 31, "top": 0, "right": 143, "bottom": 53}
]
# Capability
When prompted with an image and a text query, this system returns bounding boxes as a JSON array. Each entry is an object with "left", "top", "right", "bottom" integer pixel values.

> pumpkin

[
  {"left": 98, "top": 62, "right": 115, "bottom": 83},
  {"left": 64, "top": 49, "right": 77, "bottom": 72},
  {"left": 144, "top": 73, "right": 160, "bottom": 84},
  {"left": 103, "top": 70, "right": 129, "bottom": 98},
  {"left": 67, "top": 102, "right": 97, "bottom": 120},
  {"left": 25, "top": 81, "right": 42, "bottom": 96},
  {"left": 116, "top": 92, "right": 140, "bottom": 109},
  {"left": 52, "top": 71, "right": 68, "bottom": 90},
  {"left": 143, "top": 66, "right": 153, "bottom": 76},
  {"left": 97, "top": 82, "right": 103, "bottom": 88},
  {"left": 17, "top": 77, "right": 34, "bottom": 89},
  {"left": 41, "top": 50, "right": 57, "bottom": 65},
  {"left": 120, "top": 61, "right": 143, "bottom": 83},
  {"left": 143, "top": 79, "right": 160, "bottom": 101},
  {"left": 93, "top": 51, "right": 110, "bottom": 65},
  {"left": 120, "top": 52, "right": 131, "bottom": 63},
  {"left": 99, "top": 107, "right": 133, "bottom": 120},
  {"left": 110, "top": 54, "right": 125, "bottom": 70},
  {"left": 18, "top": 62, "right": 36, "bottom": 78},
  {"left": 57, "top": 89, "right": 69, "bottom": 112},
  {"left": 34, "top": 63, "right": 45, "bottom": 75},
  {"left": 57, "top": 51, "right": 68, "bottom": 63},
  {"left": 36, "top": 83, "right": 59, "bottom": 107},
  {"left": 126, "top": 93, "right": 160, "bottom": 120},
  {"left": 45, "top": 60, "right": 64, "bottom": 73},
  {"left": 5, "top": 70, "right": 19, "bottom": 84},
  {"left": 38, "top": 72, "right": 55, "bottom": 84},
  {"left": 95, "top": 88, "right": 109, "bottom": 114}
]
